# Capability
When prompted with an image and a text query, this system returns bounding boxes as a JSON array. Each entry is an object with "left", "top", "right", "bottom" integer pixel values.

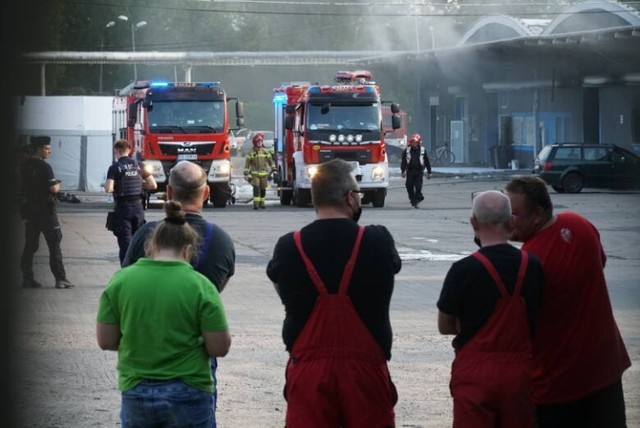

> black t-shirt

[
  {"left": 122, "top": 213, "right": 236, "bottom": 291},
  {"left": 19, "top": 157, "right": 57, "bottom": 214},
  {"left": 266, "top": 218, "right": 401, "bottom": 360},
  {"left": 437, "top": 243, "right": 544, "bottom": 350}
]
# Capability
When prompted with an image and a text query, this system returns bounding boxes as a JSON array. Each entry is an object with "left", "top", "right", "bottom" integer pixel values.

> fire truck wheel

[
  {"left": 280, "top": 188, "right": 292, "bottom": 206},
  {"left": 371, "top": 190, "right": 386, "bottom": 208},
  {"left": 210, "top": 184, "right": 230, "bottom": 208},
  {"left": 294, "top": 188, "right": 311, "bottom": 208}
]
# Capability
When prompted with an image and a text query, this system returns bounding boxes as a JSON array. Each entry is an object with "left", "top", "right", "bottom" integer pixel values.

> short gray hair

[
  {"left": 311, "top": 159, "right": 358, "bottom": 208},
  {"left": 472, "top": 190, "right": 511, "bottom": 228}
]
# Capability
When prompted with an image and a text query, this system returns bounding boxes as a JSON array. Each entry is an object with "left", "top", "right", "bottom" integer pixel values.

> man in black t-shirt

[
  {"left": 437, "top": 190, "right": 544, "bottom": 427},
  {"left": 19, "top": 136, "right": 74, "bottom": 289},
  {"left": 267, "top": 158, "right": 401, "bottom": 427}
]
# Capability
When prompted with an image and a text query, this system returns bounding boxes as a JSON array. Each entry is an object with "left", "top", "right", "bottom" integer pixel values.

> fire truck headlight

[
  {"left": 141, "top": 162, "right": 154, "bottom": 176},
  {"left": 144, "top": 160, "right": 166, "bottom": 183},
  {"left": 329, "top": 134, "right": 337, "bottom": 143},
  {"left": 208, "top": 160, "right": 231, "bottom": 179},
  {"left": 218, "top": 162, "right": 231, "bottom": 175},
  {"left": 347, "top": 134, "right": 354, "bottom": 143},
  {"left": 307, "top": 165, "right": 319, "bottom": 179},
  {"left": 371, "top": 166, "right": 385, "bottom": 180},
  {"left": 338, "top": 134, "right": 345, "bottom": 143},
  {"left": 355, "top": 134, "right": 363, "bottom": 143}
]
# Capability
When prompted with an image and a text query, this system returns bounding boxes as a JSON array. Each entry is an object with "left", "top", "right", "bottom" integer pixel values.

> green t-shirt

[{"left": 97, "top": 258, "right": 228, "bottom": 392}]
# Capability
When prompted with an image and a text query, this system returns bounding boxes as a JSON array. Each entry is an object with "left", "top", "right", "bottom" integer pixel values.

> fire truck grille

[
  {"left": 159, "top": 142, "right": 216, "bottom": 156},
  {"left": 161, "top": 160, "right": 213, "bottom": 175},
  {"left": 319, "top": 150, "right": 372, "bottom": 164}
]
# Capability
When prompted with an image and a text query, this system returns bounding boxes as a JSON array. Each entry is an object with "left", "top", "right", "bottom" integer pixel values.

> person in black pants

[
  {"left": 19, "top": 136, "right": 74, "bottom": 289},
  {"left": 400, "top": 133, "right": 432, "bottom": 208},
  {"left": 104, "top": 139, "right": 156, "bottom": 265}
]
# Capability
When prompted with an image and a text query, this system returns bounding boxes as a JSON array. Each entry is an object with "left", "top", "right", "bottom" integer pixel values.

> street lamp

[
  {"left": 99, "top": 21, "right": 116, "bottom": 94},
  {"left": 117, "top": 15, "right": 148, "bottom": 81}
]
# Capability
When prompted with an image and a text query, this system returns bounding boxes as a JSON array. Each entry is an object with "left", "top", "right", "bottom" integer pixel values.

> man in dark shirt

[
  {"left": 267, "top": 158, "right": 401, "bottom": 427},
  {"left": 437, "top": 190, "right": 544, "bottom": 427},
  {"left": 104, "top": 139, "right": 156, "bottom": 265},
  {"left": 19, "top": 136, "right": 74, "bottom": 289},
  {"left": 400, "top": 133, "right": 432, "bottom": 208}
]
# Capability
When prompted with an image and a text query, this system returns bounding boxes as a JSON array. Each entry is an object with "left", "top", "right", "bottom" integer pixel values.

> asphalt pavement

[{"left": 8, "top": 163, "right": 639, "bottom": 427}]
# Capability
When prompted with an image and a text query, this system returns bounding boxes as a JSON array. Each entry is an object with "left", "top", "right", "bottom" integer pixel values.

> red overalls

[
  {"left": 285, "top": 226, "right": 397, "bottom": 428},
  {"left": 450, "top": 251, "right": 534, "bottom": 428}
]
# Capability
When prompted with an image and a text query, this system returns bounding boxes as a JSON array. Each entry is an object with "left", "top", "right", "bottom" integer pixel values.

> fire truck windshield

[
  {"left": 148, "top": 101, "right": 225, "bottom": 133},
  {"left": 307, "top": 104, "right": 379, "bottom": 132}
]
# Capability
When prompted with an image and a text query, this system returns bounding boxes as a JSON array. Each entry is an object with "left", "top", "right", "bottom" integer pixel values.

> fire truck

[
  {"left": 112, "top": 80, "right": 244, "bottom": 208},
  {"left": 273, "top": 70, "right": 400, "bottom": 208}
]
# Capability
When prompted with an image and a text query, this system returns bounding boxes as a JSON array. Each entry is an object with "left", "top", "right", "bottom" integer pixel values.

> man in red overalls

[
  {"left": 437, "top": 190, "right": 544, "bottom": 427},
  {"left": 267, "top": 158, "right": 401, "bottom": 428}
]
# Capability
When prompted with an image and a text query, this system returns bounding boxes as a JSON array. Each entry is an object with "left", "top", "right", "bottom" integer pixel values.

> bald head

[
  {"left": 168, "top": 161, "right": 208, "bottom": 203},
  {"left": 472, "top": 190, "right": 512, "bottom": 229}
]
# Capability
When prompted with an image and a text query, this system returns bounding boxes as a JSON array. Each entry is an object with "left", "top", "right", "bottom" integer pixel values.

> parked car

[
  {"left": 533, "top": 143, "right": 640, "bottom": 193},
  {"left": 241, "top": 130, "right": 275, "bottom": 156}
]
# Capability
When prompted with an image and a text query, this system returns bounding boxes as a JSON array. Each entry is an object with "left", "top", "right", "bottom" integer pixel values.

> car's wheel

[
  {"left": 551, "top": 185, "right": 565, "bottom": 193},
  {"left": 562, "top": 172, "right": 583, "bottom": 193}
]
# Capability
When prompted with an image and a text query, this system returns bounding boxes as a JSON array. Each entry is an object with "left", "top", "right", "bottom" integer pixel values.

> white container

[{"left": 510, "top": 159, "right": 519, "bottom": 170}]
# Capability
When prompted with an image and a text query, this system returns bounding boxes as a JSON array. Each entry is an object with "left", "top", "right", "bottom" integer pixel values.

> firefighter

[
  {"left": 400, "top": 133, "right": 432, "bottom": 208},
  {"left": 244, "top": 132, "right": 276, "bottom": 209}
]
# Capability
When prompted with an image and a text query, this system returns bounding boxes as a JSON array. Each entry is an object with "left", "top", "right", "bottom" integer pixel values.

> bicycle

[{"left": 428, "top": 142, "right": 456, "bottom": 166}]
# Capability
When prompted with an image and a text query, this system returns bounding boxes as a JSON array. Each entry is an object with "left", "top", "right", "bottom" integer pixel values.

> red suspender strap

[
  {"left": 471, "top": 250, "right": 529, "bottom": 297},
  {"left": 293, "top": 226, "right": 365, "bottom": 296}
]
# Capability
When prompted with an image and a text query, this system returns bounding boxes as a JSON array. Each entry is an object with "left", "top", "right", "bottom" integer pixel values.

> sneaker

[
  {"left": 260, "top": 205, "right": 266, "bottom": 209},
  {"left": 253, "top": 206, "right": 259, "bottom": 210},
  {"left": 414, "top": 204, "right": 420, "bottom": 209},
  {"left": 22, "top": 279, "right": 43, "bottom": 288},
  {"left": 55, "top": 279, "right": 75, "bottom": 289}
]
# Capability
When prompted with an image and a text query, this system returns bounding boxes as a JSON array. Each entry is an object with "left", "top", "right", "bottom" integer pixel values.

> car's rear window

[
  {"left": 536, "top": 146, "right": 552, "bottom": 162},
  {"left": 584, "top": 147, "right": 608, "bottom": 161}
]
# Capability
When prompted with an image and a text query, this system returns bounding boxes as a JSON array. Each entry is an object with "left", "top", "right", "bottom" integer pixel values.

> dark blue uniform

[
  {"left": 107, "top": 156, "right": 145, "bottom": 265},
  {"left": 19, "top": 157, "right": 68, "bottom": 285}
]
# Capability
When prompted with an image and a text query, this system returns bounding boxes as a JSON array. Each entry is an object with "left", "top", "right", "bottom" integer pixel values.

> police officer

[
  {"left": 19, "top": 135, "right": 75, "bottom": 289},
  {"left": 400, "top": 133, "right": 432, "bottom": 208},
  {"left": 244, "top": 132, "right": 275, "bottom": 210},
  {"left": 104, "top": 139, "right": 157, "bottom": 265}
]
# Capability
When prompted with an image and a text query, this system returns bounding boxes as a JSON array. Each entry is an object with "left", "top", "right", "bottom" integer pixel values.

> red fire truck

[
  {"left": 273, "top": 70, "right": 400, "bottom": 207},
  {"left": 113, "top": 80, "right": 244, "bottom": 207}
]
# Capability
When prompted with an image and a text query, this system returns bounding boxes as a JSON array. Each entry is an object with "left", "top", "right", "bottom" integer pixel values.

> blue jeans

[{"left": 121, "top": 379, "right": 214, "bottom": 428}]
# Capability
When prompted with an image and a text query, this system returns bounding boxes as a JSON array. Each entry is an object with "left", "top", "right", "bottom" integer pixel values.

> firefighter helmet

[
  {"left": 408, "top": 133, "right": 422, "bottom": 144},
  {"left": 252, "top": 132, "right": 264, "bottom": 146}
]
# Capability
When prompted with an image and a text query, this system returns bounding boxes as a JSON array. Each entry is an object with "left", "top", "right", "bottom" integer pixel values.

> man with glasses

[
  {"left": 122, "top": 160, "right": 235, "bottom": 427},
  {"left": 267, "top": 158, "right": 401, "bottom": 427}
]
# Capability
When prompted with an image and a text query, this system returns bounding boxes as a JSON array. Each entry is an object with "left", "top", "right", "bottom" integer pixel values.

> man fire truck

[
  {"left": 113, "top": 80, "right": 244, "bottom": 208},
  {"left": 273, "top": 70, "right": 401, "bottom": 208}
]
